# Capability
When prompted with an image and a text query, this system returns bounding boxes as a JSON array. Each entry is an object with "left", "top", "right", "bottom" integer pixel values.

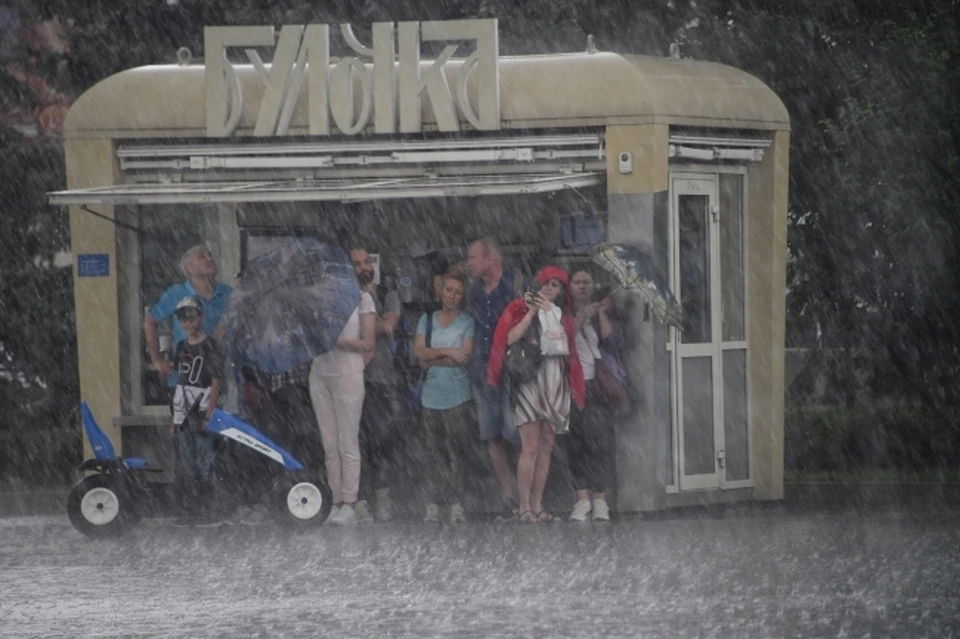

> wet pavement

[{"left": 1, "top": 507, "right": 958, "bottom": 637}]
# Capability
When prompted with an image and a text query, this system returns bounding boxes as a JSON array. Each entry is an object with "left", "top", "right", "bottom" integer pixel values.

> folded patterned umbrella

[
  {"left": 222, "top": 239, "right": 360, "bottom": 374},
  {"left": 591, "top": 242, "right": 684, "bottom": 331}
]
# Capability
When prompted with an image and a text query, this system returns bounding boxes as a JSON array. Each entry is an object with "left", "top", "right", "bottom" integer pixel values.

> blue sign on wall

[{"left": 77, "top": 254, "right": 110, "bottom": 278}]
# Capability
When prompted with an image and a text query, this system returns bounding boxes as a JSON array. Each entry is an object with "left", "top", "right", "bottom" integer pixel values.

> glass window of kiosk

[
  {"left": 240, "top": 226, "right": 333, "bottom": 270},
  {"left": 128, "top": 186, "right": 606, "bottom": 407}
]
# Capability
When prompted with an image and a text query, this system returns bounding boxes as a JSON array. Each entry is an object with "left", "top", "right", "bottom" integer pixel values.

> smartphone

[{"left": 523, "top": 280, "right": 541, "bottom": 306}]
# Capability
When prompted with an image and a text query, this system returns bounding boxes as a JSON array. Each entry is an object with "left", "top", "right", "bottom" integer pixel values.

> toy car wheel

[
  {"left": 66, "top": 475, "right": 136, "bottom": 539},
  {"left": 273, "top": 472, "right": 332, "bottom": 527}
]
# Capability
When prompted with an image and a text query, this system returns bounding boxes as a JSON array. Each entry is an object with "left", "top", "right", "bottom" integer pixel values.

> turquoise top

[{"left": 416, "top": 312, "right": 475, "bottom": 410}]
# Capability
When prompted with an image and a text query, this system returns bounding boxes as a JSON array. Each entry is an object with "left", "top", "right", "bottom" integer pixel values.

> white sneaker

[
  {"left": 592, "top": 498, "right": 610, "bottom": 522},
  {"left": 325, "top": 505, "right": 341, "bottom": 525},
  {"left": 569, "top": 499, "right": 592, "bottom": 522},
  {"left": 375, "top": 488, "right": 393, "bottom": 522},
  {"left": 449, "top": 502, "right": 466, "bottom": 524},
  {"left": 424, "top": 503, "right": 441, "bottom": 523},
  {"left": 333, "top": 504, "right": 357, "bottom": 526},
  {"left": 354, "top": 500, "right": 374, "bottom": 524}
]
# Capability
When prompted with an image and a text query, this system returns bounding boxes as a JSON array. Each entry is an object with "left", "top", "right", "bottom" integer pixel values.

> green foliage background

[{"left": 2, "top": 0, "right": 959, "bottom": 483}]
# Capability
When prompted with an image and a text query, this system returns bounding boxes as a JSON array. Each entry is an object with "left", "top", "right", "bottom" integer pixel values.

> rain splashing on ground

[{"left": 2, "top": 507, "right": 958, "bottom": 637}]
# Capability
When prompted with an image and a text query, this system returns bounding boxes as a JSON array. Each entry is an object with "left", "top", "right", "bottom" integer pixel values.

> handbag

[
  {"left": 593, "top": 357, "right": 628, "bottom": 409},
  {"left": 409, "top": 312, "right": 433, "bottom": 416},
  {"left": 239, "top": 365, "right": 270, "bottom": 409},
  {"left": 242, "top": 378, "right": 270, "bottom": 409},
  {"left": 582, "top": 325, "right": 628, "bottom": 409},
  {"left": 506, "top": 338, "right": 541, "bottom": 385}
]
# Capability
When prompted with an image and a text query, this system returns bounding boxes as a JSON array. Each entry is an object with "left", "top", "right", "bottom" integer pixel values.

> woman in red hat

[{"left": 488, "top": 265, "right": 585, "bottom": 522}]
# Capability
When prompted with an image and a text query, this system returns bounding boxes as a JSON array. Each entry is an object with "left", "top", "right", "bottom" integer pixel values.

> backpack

[
  {"left": 376, "top": 284, "right": 411, "bottom": 367},
  {"left": 392, "top": 315, "right": 412, "bottom": 363}
]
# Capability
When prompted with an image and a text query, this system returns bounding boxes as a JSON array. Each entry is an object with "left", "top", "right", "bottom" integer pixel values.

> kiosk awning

[{"left": 48, "top": 172, "right": 603, "bottom": 206}]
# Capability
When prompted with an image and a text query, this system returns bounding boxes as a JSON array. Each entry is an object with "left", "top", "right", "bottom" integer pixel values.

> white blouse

[
  {"left": 575, "top": 323, "right": 600, "bottom": 382},
  {"left": 310, "top": 292, "right": 375, "bottom": 377}
]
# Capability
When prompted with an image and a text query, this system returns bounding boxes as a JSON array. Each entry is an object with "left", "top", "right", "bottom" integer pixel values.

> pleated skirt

[{"left": 512, "top": 355, "right": 571, "bottom": 434}]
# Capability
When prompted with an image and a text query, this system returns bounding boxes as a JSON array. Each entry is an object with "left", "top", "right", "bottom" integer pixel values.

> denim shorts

[{"left": 472, "top": 380, "right": 519, "bottom": 444}]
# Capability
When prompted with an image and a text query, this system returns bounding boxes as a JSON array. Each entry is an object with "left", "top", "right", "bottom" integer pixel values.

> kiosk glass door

[{"left": 668, "top": 171, "right": 751, "bottom": 491}]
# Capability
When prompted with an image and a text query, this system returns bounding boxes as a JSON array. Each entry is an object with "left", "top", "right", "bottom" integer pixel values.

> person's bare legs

[
  {"left": 529, "top": 423, "right": 555, "bottom": 515},
  {"left": 488, "top": 437, "right": 515, "bottom": 502},
  {"left": 516, "top": 422, "right": 540, "bottom": 514}
]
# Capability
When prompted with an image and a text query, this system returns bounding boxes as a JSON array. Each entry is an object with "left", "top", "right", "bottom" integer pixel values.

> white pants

[{"left": 308, "top": 367, "right": 365, "bottom": 503}]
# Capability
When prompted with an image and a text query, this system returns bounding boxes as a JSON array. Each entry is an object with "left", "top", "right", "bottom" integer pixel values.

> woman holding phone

[{"left": 487, "top": 265, "right": 585, "bottom": 523}]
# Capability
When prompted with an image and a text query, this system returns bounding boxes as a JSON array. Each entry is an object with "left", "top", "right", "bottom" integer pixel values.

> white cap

[{"left": 175, "top": 296, "right": 203, "bottom": 314}]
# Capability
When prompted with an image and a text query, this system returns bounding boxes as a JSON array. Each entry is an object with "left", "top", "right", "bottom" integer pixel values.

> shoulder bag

[
  {"left": 409, "top": 312, "right": 433, "bottom": 416},
  {"left": 506, "top": 322, "right": 541, "bottom": 385},
  {"left": 583, "top": 326, "right": 628, "bottom": 409}
]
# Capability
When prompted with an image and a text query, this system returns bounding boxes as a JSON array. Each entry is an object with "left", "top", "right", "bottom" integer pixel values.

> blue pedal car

[{"left": 66, "top": 402, "right": 332, "bottom": 538}]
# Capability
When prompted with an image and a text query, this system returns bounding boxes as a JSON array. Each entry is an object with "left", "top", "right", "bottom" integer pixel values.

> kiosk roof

[{"left": 64, "top": 52, "right": 789, "bottom": 139}]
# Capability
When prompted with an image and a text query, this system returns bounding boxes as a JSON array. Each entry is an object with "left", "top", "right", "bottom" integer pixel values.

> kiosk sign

[{"left": 205, "top": 19, "right": 500, "bottom": 138}]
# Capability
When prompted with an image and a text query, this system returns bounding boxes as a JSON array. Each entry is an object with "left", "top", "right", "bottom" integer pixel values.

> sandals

[{"left": 519, "top": 510, "right": 555, "bottom": 523}]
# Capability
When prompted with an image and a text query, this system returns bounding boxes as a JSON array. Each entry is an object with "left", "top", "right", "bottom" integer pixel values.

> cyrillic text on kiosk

[{"left": 205, "top": 19, "right": 501, "bottom": 138}]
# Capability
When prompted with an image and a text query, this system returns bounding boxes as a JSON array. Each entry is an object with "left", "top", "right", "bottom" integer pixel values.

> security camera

[{"left": 618, "top": 152, "right": 633, "bottom": 174}]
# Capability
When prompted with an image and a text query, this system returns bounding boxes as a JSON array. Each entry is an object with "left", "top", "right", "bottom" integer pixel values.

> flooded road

[{"left": 1, "top": 507, "right": 958, "bottom": 637}]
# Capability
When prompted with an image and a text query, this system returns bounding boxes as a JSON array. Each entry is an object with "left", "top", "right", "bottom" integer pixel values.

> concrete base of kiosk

[{"left": 114, "top": 416, "right": 176, "bottom": 484}]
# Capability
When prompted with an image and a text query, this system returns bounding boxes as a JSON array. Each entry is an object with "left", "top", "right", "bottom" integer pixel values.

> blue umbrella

[{"left": 222, "top": 239, "right": 360, "bottom": 374}]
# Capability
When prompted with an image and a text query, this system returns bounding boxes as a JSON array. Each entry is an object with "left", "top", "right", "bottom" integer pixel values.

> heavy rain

[{"left": 1, "top": 1, "right": 958, "bottom": 636}]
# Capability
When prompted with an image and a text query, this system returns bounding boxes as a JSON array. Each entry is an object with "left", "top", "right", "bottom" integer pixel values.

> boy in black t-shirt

[{"left": 171, "top": 296, "right": 224, "bottom": 521}]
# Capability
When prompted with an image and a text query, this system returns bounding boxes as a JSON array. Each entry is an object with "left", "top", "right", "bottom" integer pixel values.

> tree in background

[
  {"left": 0, "top": 119, "right": 77, "bottom": 483},
  {"left": 631, "top": 0, "right": 959, "bottom": 404},
  {"left": 0, "top": 3, "right": 76, "bottom": 482}
]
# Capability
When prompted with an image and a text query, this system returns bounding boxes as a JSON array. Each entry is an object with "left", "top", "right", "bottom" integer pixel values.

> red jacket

[{"left": 486, "top": 266, "right": 586, "bottom": 410}]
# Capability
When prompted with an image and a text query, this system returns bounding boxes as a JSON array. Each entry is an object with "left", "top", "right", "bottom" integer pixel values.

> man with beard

[{"left": 350, "top": 245, "right": 402, "bottom": 521}]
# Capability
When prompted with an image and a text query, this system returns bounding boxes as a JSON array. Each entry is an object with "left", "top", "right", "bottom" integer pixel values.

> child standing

[{"left": 170, "top": 296, "right": 224, "bottom": 524}]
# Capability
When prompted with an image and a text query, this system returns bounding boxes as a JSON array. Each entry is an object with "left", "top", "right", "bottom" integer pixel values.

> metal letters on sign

[{"left": 205, "top": 19, "right": 500, "bottom": 138}]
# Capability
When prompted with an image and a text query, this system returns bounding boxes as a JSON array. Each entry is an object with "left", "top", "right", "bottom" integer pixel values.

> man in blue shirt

[
  {"left": 466, "top": 236, "right": 523, "bottom": 517},
  {"left": 145, "top": 245, "right": 233, "bottom": 387}
]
